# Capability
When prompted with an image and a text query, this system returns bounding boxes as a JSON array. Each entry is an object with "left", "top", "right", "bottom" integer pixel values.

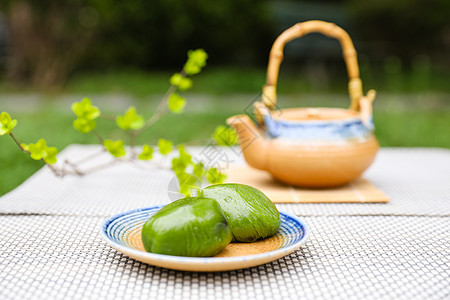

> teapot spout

[{"left": 226, "top": 115, "right": 268, "bottom": 171}]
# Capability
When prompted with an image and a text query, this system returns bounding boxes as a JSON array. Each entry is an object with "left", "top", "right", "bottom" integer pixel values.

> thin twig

[
  {"left": 60, "top": 159, "right": 66, "bottom": 178},
  {"left": 9, "top": 133, "right": 26, "bottom": 152},
  {"left": 140, "top": 87, "right": 174, "bottom": 130},
  {"left": 91, "top": 130, "right": 104, "bottom": 144},
  {"left": 138, "top": 69, "right": 185, "bottom": 133},
  {"left": 130, "top": 131, "right": 136, "bottom": 148},
  {"left": 72, "top": 149, "right": 106, "bottom": 165},
  {"left": 81, "top": 159, "right": 120, "bottom": 174},
  {"left": 129, "top": 131, "right": 138, "bottom": 159},
  {"left": 64, "top": 159, "right": 84, "bottom": 176},
  {"left": 46, "top": 163, "right": 61, "bottom": 177},
  {"left": 99, "top": 114, "right": 116, "bottom": 121},
  {"left": 11, "top": 133, "right": 67, "bottom": 177}
]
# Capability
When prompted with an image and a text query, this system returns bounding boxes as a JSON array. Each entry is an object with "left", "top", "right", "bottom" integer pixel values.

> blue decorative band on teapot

[{"left": 263, "top": 114, "right": 374, "bottom": 142}]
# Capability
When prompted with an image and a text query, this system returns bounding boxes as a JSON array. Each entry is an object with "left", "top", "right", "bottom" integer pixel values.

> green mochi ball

[
  {"left": 141, "top": 197, "right": 232, "bottom": 257},
  {"left": 201, "top": 183, "right": 281, "bottom": 242}
]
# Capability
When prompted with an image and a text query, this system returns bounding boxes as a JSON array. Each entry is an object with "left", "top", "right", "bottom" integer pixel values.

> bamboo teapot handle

[{"left": 262, "top": 20, "right": 374, "bottom": 111}]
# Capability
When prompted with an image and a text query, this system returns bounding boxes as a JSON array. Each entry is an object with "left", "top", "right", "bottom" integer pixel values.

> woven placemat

[
  {"left": 225, "top": 165, "right": 390, "bottom": 203},
  {"left": 0, "top": 215, "right": 448, "bottom": 299}
]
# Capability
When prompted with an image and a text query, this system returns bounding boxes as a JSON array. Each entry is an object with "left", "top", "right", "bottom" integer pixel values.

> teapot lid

[{"left": 271, "top": 107, "right": 359, "bottom": 123}]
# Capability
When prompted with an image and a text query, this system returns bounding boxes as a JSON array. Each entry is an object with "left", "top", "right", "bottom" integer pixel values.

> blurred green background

[{"left": 0, "top": 0, "right": 449, "bottom": 196}]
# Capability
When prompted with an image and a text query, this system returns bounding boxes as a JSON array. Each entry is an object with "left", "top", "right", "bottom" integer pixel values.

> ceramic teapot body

[{"left": 227, "top": 21, "right": 379, "bottom": 188}]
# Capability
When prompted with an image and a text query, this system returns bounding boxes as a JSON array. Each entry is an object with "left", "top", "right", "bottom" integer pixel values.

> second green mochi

[
  {"left": 201, "top": 183, "right": 281, "bottom": 242},
  {"left": 141, "top": 197, "right": 232, "bottom": 257}
]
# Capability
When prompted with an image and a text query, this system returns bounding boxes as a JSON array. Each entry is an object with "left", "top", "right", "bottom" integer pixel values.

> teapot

[{"left": 227, "top": 21, "right": 379, "bottom": 188}]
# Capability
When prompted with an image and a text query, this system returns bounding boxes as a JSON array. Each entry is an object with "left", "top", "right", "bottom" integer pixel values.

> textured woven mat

[
  {"left": 225, "top": 165, "right": 390, "bottom": 203},
  {"left": 0, "top": 215, "right": 448, "bottom": 299}
]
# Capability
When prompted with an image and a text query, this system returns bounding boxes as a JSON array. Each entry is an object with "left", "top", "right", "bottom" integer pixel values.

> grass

[
  {"left": 70, "top": 65, "right": 450, "bottom": 94},
  {"left": 1, "top": 107, "right": 449, "bottom": 197},
  {"left": 373, "top": 111, "right": 450, "bottom": 147},
  {"left": 2, "top": 66, "right": 449, "bottom": 96}
]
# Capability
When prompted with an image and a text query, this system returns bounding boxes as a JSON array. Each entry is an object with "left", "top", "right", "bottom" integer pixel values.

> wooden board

[{"left": 225, "top": 165, "right": 390, "bottom": 203}]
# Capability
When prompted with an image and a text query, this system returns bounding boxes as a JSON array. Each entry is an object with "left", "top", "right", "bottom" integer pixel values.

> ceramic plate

[{"left": 101, "top": 206, "right": 310, "bottom": 272}]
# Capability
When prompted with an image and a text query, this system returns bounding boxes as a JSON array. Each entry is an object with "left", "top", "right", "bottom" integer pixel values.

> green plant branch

[
  {"left": 99, "top": 114, "right": 116, "bottom": 121},
  {"left": 63, "top": 159, "right": 84, "bottom": 176},
  {"left": 141, "top": 85, "right": 176, "bottom": 130},
  {"left": 81, "top": 159, "right": 119, "bottom": 174},
  {"left": 139, "top": 69, "right": 186, "bottom": 133},
  {"left": 72, "top": 149, "right": 106, "bottom": 165},
  {"left": 2, "top": 49, "right": 218, "bottom": 196},
  {"left": 128, "top": 131, "right": 137, "bottom": 158},
  {"left": 9, "top": 133, "right": 26, "bottom": 152},
  {"left": 91, "top": 130, "right": 104, "bottom": 144},
  {"left": 9, "top": 133, "right": 63, "bottom": 176},
  {"left": 46, "top": 163, "right": 60, "bottom": 176}
]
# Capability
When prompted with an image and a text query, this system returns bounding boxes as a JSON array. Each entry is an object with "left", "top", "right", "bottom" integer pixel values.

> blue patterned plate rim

[{"left": 101, "top": 205, "right": 310, "bottom": 264}]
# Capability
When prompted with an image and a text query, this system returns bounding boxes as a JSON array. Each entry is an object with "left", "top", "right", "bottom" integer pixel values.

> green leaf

[
  {"left": 178, "top": 184, "right": 190, "bottom": 197},
  {"left": 169, "top": 73, "right": 193, "bottom": 91},
  {"left": 176, "top": 172, "right": 200, "bottom": 197},
  {"left": 43, "top": 147, "right": 58, "bottom": 164},
  {"left": 71, "top": 98, "right": 100, "bottom": 120},
  {"left": 177, "top": 145, "right": 192, "bottom": 164},
  {"left": 206, "top": 168, "right": 227, "bottom": 184},
  {"left": 21, "top": 139, "right": 58, "bottom": 164},
  {"left": 116, "top": 106, "right": 145, "bottom": 130},
  {"left": 0, "top": 112, "right": 17, "bottom": 135},
  {"left": 158, "top": 139, "right": 173, "bottom": 155},
  {"left": 193, "top": 162, "right": 205, "bottom": 178},
  {"left": 73, "top": 118, "right": 96, "bottom": 133},
  {"left": 184, "top": 49, "right": 208, "bottom": 75},
  {"left": 138, "top": 144, "right": 153, "bottom": 160},
  {"left": 170, "top": 73, "right": 183, "bottom": 85},
  {"left": 167, "top": 93, "right": 186, "bottom": 114},
  {"left": 171, "top": 157, "right": 188, "bottom": 174},
  {"left": 103, "top": 139, "right": 126, "bottom": 157},
  {"left": 171, "top": 145, "right": 192, "bottom": 173},
  {"left": 27, "top": 139, "right": 47, "bottom": 161},
  {"left": 213, "top": 125, "right": 238, "bottom": 146},
  {"left": 71, "top": 98, "right": 100, "bottom": 134}
]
